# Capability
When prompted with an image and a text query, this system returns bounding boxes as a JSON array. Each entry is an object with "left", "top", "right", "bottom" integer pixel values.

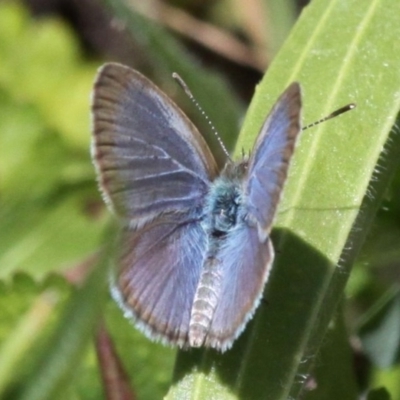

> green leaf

[
  {"left": 302, "top": 306, "right": 358, "bottom": 400},
  {"left": 358, "top": 287, "right": 400, "bottom": 368},
  {"left": 0, "top": 2, "right": 97, "bottom": 149},
  {"left": 16, "top": 224, "right": 117, "bottom": 400},
  {"left": 168, "top": 0, "right": 400, "bottom": 398},
  {"left": 0, "top": 288, "right": 58, "bottom": 395},
  {"left": 371, "top": 366, "right": 400, "bottom": 400},
  {"left": 104, "top": 302, "right": 176, "bottom": 400},
  {"left": 0, "top": 273, "right": 71, "bottom": 398},
  {"left": 0, "top": 196, "right": 107, "bottom": 280},
  {"left": 367, "top": 387, "right": 392, "bottom": 400},
  {"left": 262, "top": 0, "right": 297, "bottom": 58},
  {"left": 0, "top": 2, "right": 106, "bottom": 281}
]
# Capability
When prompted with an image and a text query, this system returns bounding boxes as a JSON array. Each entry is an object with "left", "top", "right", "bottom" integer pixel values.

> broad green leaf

[
  {"left": 168, "top": 0, "right": 400, "bottom": 399},
  {"left": 302, "top": 306, "right": 358, "bottom": 400}
]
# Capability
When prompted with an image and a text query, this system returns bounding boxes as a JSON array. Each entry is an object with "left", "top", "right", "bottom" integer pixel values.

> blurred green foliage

[{"left": 0, "top": 2, "right": 106, "bottom": 280}]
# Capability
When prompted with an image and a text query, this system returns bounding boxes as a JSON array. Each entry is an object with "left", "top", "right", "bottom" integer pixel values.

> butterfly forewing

[
  {"left": 246, "top": 83, "right": 302, "bottom": 238},
  {"left": 91, "top": 63, "right": 218, "bottom": 225}
]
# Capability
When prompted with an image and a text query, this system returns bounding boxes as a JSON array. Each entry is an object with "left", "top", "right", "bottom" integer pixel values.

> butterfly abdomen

[{"left": 189, "top": 256, "right": 223, "bottom": 347}]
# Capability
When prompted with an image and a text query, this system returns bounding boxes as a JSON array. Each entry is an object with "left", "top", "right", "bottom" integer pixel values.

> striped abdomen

[{"left": 189, "top": 256, "right": 223, "bottom": 347}]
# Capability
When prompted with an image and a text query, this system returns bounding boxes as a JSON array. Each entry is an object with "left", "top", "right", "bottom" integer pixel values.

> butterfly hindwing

[
  {"left": 112, "top": 214, "right": 207, "bottom": 347},
  {"left": 205, "top": 225, "right": 273, "bottom": 351}
]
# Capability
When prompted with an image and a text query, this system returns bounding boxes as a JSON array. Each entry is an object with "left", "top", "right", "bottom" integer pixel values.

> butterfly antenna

[
  {"left": 303, "top": 103, "right": 356, "bottom": 131},
  {"left": 172, "top": 73, "right": 231, "bottom": 160}
]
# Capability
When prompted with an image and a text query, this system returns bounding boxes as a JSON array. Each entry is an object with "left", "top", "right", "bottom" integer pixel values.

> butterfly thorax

[
  {"left": 204, "top": 160, "right": 248, "bottom": 239},
  {"left": 207, "top": 180, "right": 241, "bottom": 237}
]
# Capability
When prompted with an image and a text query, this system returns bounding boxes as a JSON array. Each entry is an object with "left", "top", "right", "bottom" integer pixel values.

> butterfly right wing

[
  {"left": 246, "top": 83, "right": 302, "bottom": 239},
  {"left": 199, "top": 83, "right": 302, "bottom": 351},
  {"left": 111, "top": 214, "right": 207, "bottom": 347},
  {"left": 91, "top": 63, "right": 218, "bottom": 226}
]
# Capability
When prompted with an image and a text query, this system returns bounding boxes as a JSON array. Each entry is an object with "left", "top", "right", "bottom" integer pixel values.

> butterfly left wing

[
  {"left": 91, "top": 63, "right": 218, "bottom": 226},
  {"left": 91, "top": 64, "right": 217, "bottom": 346},
  {"left": 204, "top": 83, "right": 302, "bottom": 351},
  {"left": 111, "top": 214, "right": 207, "bottom": 347}
]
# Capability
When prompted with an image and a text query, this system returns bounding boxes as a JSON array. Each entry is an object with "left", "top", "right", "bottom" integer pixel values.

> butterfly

[{"left": 91, "top": 63, "right": 302, "bottom": 352}]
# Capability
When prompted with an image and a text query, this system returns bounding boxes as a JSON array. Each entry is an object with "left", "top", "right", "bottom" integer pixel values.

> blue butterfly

[{"left": 91, "top": 63, "right": 302, "bottom": 352}]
